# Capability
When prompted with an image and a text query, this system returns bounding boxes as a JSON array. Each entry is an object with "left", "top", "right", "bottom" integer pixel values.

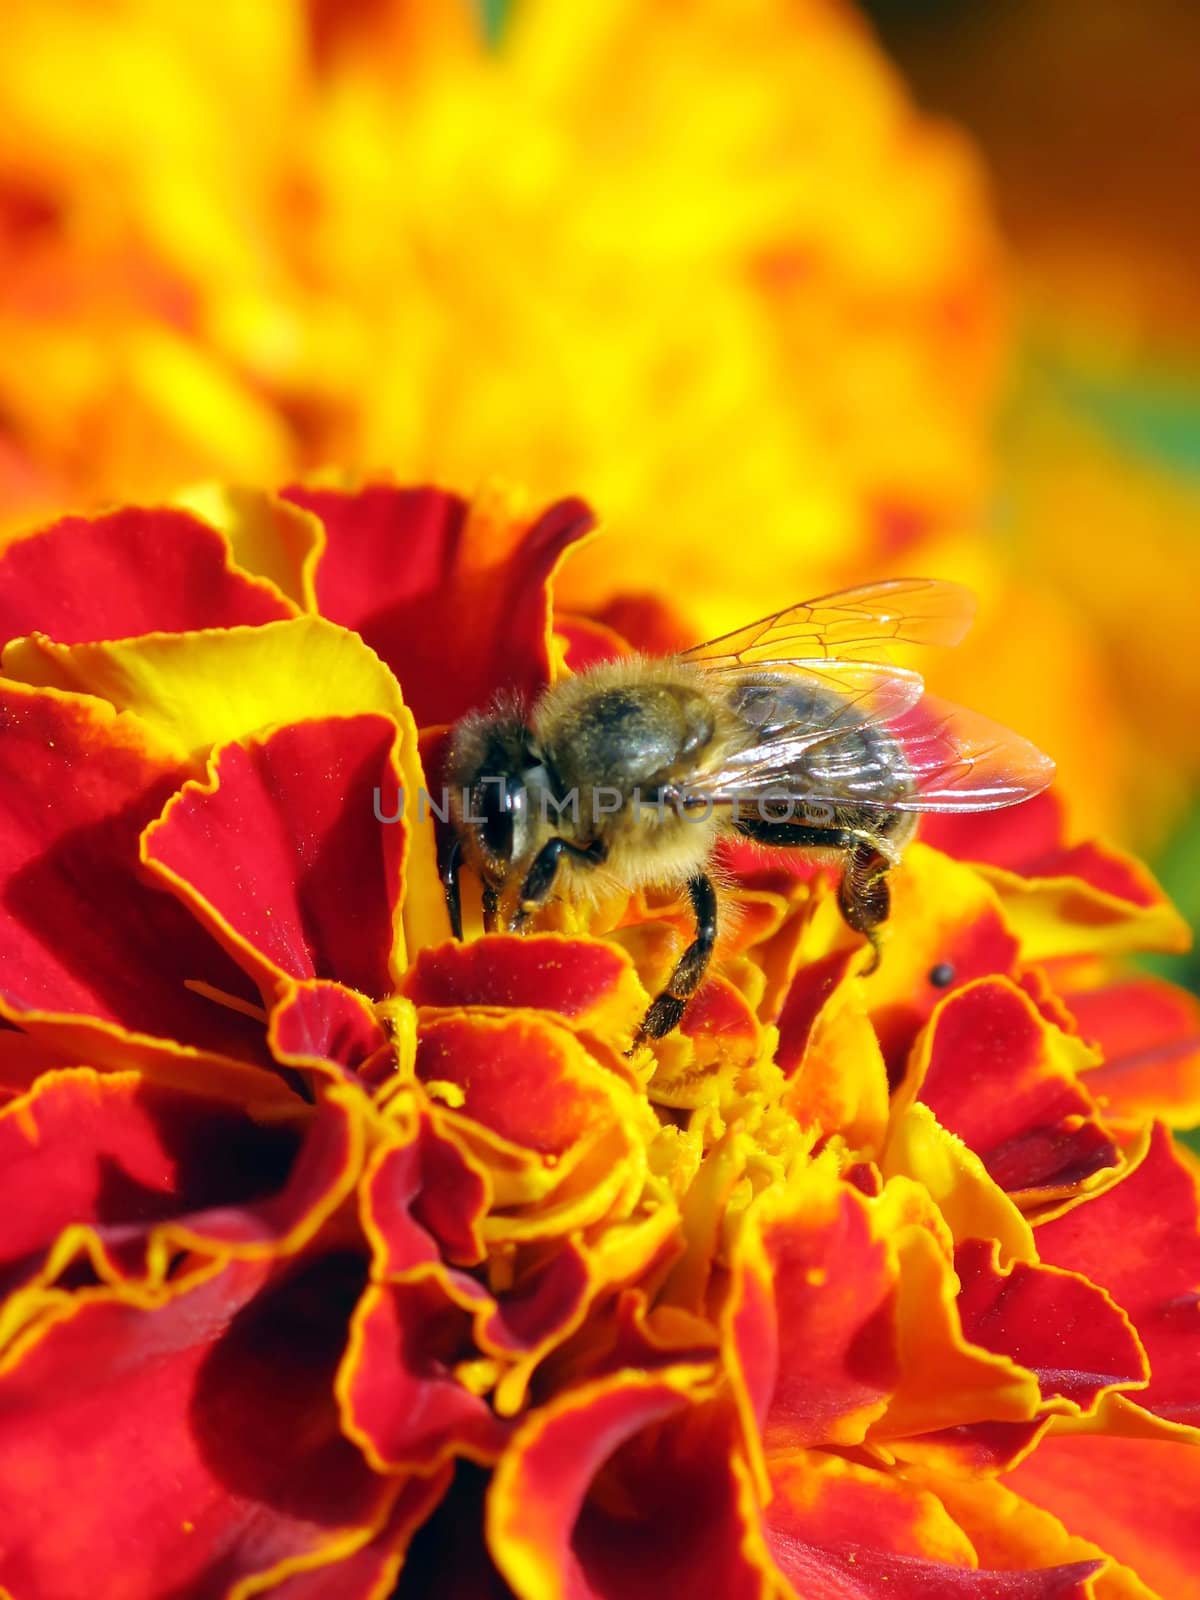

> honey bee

[{"left": 440, "top": 579, "right": 1054, "bottom": 1049}]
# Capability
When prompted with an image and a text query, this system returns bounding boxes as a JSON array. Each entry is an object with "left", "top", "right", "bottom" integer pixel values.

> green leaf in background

[
  {"left": 1140, "top": 806, "right": 1200, "bottom": 1156},
  {"left": 476, "top": 0, "right": 511, "bottom": 48},
  {"left": 1141, "top": 803, "right": 1200, "bottom": 996}
]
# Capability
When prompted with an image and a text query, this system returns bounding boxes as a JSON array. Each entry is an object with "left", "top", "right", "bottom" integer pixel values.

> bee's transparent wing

[
  {"left": 694, "top": 693, "right": 1054, "bottom": 814},
  {"left": 806, "top": 695, "right": 1056, "bottom": 812},
  {"left": 679, "top": 578, "right": 976, "bottom": 669},
  {"left": 685, "top": 658, "right": 927, "bottom": 795}
]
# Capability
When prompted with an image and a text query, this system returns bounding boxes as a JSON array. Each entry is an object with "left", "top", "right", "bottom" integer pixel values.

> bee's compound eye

[{"left": 479, "top": 781, "right": 514, "bottom": 866}]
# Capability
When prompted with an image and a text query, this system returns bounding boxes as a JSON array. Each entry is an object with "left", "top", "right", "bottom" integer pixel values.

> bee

[{"left": 439, "top": 579, "right": 1054, "bottom": 1049}]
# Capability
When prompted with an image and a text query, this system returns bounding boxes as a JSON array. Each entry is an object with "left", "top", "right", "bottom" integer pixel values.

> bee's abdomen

[
  {"left": 726, "top": 672, "right": 914, "bottom": 848},
  {"left": 727, "top": 674, "right": 849, "bottom": 736}
]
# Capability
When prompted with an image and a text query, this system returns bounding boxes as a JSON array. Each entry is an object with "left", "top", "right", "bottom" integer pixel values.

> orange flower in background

[{"left": 0, "top": 483, "right": 1197, "bottom": 1598}]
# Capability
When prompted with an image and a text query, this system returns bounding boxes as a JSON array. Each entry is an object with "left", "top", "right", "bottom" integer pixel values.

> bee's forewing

[
  {"left": 683, "top": 658, "right": 926, "bottom": 797},
  {"left": 679, "top": 578, "right": 976, "bottom": 669},
  {"left": 803, "top": 694, "right": 1056, "bottom": 813}
]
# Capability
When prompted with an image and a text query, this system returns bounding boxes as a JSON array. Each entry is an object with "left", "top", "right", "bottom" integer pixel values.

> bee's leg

[
  {"left": 732, "top": 817, "right": 892, "bottom": 972},
  {"left": 437, "top": 827, "right": 464, "bottom": 940},
  {"left": 510, "top": 837, "right": 607, "bottom": 931},
  {"left": 837, "top": 841, "right": 892, "bottom": 974},
  {"left": 630, "top": 873, "right": 717, "bottom": 1050},
  {"left": 732, "top": 817, "right": 858, "bottom": 853},
  {"left": 482, "top": 884, "right": 500, "bottom": 933}
]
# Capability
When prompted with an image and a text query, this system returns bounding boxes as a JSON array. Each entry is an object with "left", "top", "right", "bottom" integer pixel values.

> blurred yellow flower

[{"left": 0, "top": 0, "right": 999, "bottom": 546}]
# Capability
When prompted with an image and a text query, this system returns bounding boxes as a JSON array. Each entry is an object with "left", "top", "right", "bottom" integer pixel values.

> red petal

[
  {"left": 726, "top": 1173, "right": 898, "bottom": 1451},
  {"left": 339, "top": 1275, "right": 510, "bottom": 1472},
  {"left": 954, "top": 1238, "right": 1147, "bottom": 1410},
  {"left": 892, "top": 1419, "right": 1048, "bottom": 1475},
  {"left": 403, "top": 934, "right": 644, "bottom": 1033},
  {"left": 772, "top": 1542, "right": 1099, "bottom": 1598},
  {"left": 474, "top": 1241, "right": 592, "bottom": 1360},
  {"left": 1034, "top": 1123, "right": 1200, "bottom": 1427},
  {"left": 414, "top": 1013, "right": 631, "bottom": 1158},
  {"left": 1070, "top": 976, "right": 1200, "bottom": 1064},
  {"left": 590, "top": 593, "right": 694, "bottom": 656},
  {"left": 0, "top": 683, "right": 268, "bottom": 1061},
  {"left": 778, "top": 969, "right": 889, "bottom": 1152},
  {"left": 0, "top": 1254, "right": 390, "bottom": 1599},
  {"left": 912, "top": 979, "right": 1118, "bottom": 1200},
  {"left": 269, "top": 980, "right": 394, "bottom": 1080},
  {"left": 144, "top": 716, "right": 407, "bottom": 1000},
  {"left": 175, "top": 1085, "right": 361, "bottom": 1258},
  {"left": 856, "top": 848, "right": 1022, "bottom": 1077},
  {"left": 1067, "top": 977, "right": 1200, "bottom": 1127},
  {"left": 926, "top": 792, "right": 1191, "bottom": 954},
  {"left": 488, "top": 1385, "right": 770, "bottom": 1600},
  {"left": 0, "top": 1071, "right": 359, "bottom": 1290},
  {"left": 921, "top": 791, "right": 1065, "bottom": 871},
  {"left": 0, "top": 507, "right": 292, "bottom": 650},
  {"left": 763, "top": 1452, "right": 1100, "bottom": 1600},
  {"left": 873, "top": 895, "right": 1021, "bottom": 1079},
  {"left": 1006, "top": 1433, "right": 1200, "bottom": 1599},
  {"left": 0, "top": 1021, "right": 82, "bottom": 1101},
  {"left": 978, "top": 848, "right": 1187, "bottom": 962},
  {"left": 282, "top": 485, "right": 594, "bottom": 726},
  {"left": 1018, "top": 840, "right": 1160, "bottom": 910},
  {"left": 364, "top": 1115, "right": 489, "bottom": 1273},
  {"left": 679, "top": 975, "right": 761, "bottom": 1065},
  {"left": 1016, "top": 968, "right": 1077, "bottom": 1033},
  {"left": 776, "top": 950, "right": 857, "bottom": 1077},
  {"left": 554, "top": 614, "right": 630, "bottom": 671}
]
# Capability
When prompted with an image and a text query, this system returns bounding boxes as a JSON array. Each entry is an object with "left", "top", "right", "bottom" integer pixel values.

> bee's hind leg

[
  {"left": 837, "top": 841, "right": 892, "bottom": 974},
  {"left": 629, "top": 874, "right": 717, "bottom": 1052},
  {"left": 732, "top": 815, "right": 894, "bottom": 973}
]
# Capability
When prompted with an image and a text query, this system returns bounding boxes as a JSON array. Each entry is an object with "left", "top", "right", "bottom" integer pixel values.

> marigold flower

[{"left": 0, "top": 483, "right": 1196, "bottom": 1598}]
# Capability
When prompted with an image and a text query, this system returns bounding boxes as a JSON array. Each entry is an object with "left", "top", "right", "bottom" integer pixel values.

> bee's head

[{"left": 444, "top": 702, "right": 542, "bottom": 898}]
